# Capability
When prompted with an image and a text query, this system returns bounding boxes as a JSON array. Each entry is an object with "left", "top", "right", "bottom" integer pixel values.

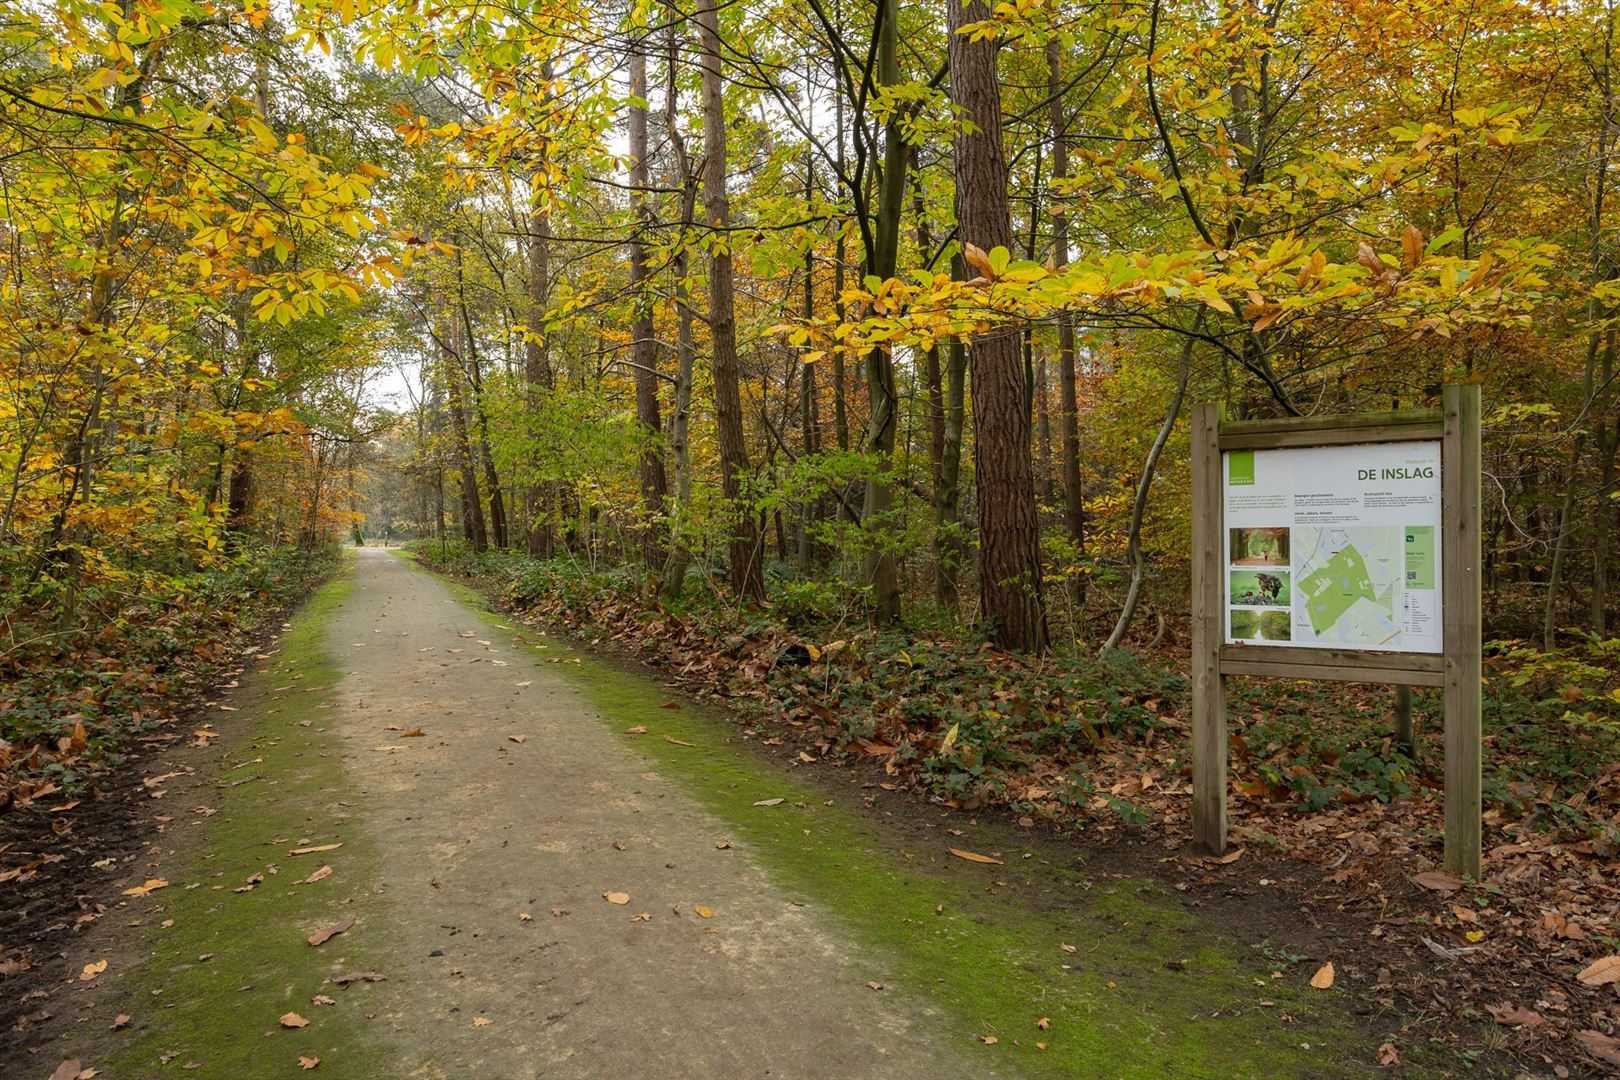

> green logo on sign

[{"left": 1229, "top": 451, "right": 1255, "bottom": 486}]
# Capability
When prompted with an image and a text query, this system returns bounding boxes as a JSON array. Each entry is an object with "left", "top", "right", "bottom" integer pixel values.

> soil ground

[{"left": 2, "top": 549, "right": 1478, "bottom": 1078}]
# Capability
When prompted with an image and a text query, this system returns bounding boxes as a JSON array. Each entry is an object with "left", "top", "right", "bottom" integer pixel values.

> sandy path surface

[{"left": 335, "top": 548, "right": 995, "bottom": 1078}]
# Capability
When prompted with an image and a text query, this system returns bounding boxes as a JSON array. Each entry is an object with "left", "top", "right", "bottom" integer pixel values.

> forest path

[
  {"left": 282, "top": 546, "right": 991, "bottom": 1078},
  {"left": 44, "top": 549, "right": 1373, "bottom": 1079}
]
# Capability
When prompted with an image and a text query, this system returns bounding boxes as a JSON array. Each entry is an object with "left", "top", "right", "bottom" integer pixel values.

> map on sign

[{"left": 1223, "top": 441, "right": 1442, "bottom": 653}]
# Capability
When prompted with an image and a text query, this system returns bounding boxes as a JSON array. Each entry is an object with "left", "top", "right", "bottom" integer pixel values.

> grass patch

[{"left": 101, "top": 561, "right": 395, "bottom": 1077}]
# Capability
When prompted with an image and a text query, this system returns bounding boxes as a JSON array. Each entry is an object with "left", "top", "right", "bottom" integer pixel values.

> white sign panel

[{"left": 1222, "top": 441, "right": 1443, "bottom": 653}]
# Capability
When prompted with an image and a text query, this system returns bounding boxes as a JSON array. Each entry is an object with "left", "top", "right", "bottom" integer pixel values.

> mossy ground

[
  {"left": 418, "top": 556, "right": 1380, "bottom": 1079},
  {"left": 100, "top": 561, "right": 395, "bottom": 1078}
]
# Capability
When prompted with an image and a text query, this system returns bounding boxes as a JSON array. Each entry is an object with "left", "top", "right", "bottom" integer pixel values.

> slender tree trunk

[
  {"left": 697, "top": 0, "right": 764, "bottom": 601},
  {"left": 1102, "top": 328, "right": 1196, "bottom": 654},
  {"left": 859, "top": 0, "right": 904, "bottom": 624},
  {"left": 659, "top": 13, "right": 698, "bottom": 600},
  {"left": 1048, "top": 38, "right": 1086, "bottom": 603},
  {"left": 444, "top": 315, "right": 488, "bottom": 552},
  {"left": 948, "top": 0, "right": 1047, "bottom": 652},
  {"left": 799, "top": 128, "right": 820, "bottom": 572},
  {"left": 456, "top": 244, "right": 506, "bottom": 548},
  {"left": 936, "top": 272, "right": 969, "bottom": 610},
  {"left": 629, "top": 44, "right": 668, "bottom": 572}
]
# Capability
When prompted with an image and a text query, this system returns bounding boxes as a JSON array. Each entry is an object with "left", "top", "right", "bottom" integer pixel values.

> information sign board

[{"left": 1222, "top": 441, "right": 1443, "bottom": 653}]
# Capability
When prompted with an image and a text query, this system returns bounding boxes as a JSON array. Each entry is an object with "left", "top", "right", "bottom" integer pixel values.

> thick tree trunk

[
  {"left": 948, "top": 0, "right": 1048, "bottom": 652},
  {"left": 697, "top": 0, "right": 765, "bottom": 601},
  {"left": 629, "top": 45, "right": 668, "bottom": 572}
]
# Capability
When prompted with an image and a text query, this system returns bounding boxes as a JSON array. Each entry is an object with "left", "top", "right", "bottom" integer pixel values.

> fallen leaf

[
  {"left": 979, "top": 1034, "right": 998, "bottom": 1045},
  {"left": 308, "top": 916, "right": 356, "bottom": 947},
  {"left": 613, "top": 840, "right": 627, "bottom": 851},
  {"left": 1577, "top": 955, "right": 1620, "bottom": 986},
  {"left": 279, "top": 1012, "right": 309, "bottom": 1029},
  {"left": 1216, "top": 848, "right": 1245, "bottom": 864},
  {"left": 80, "top": 959, "right": 108, "bottom": 981},
  {"left": 629, "top": 912, "right": 652, "bottom": 922},
  {"left": 1036, "top": 1017, "right": 1051, "bottom": 1030},
  {"left": 289, "top": 844, "right": 342, "bottom": 855},
  {"left": 298, "top": 1057, "right": 321, "bottom": 1070},
  {"left": 109, "top": 1013, "right": 131, "bottom": 1030},
  {"left": 1310, "top": 962, "right": 1335, "bottom": 989},
  {"left": 1485, "top": 1003, "right": 1543, "bottom": 1027},
  {"left": 1411, "top": 870, "right": 1462, "bottom": 892},
  {"left": 551, "top": 907, "right": 569, "bottom": 918},
  {"left": 715, "top": 839, "right": 732, "bottom": 850},
  {"left": 603, "top": 891, "right": 630, "bottom": 905},
  {"left": 948, "top": 848, "right": 1003, "bottom": 865},
  {"left": 866, "top": 981, "right": 884, "bottom": 990},
  {"left": 659, "top": 701, "right": 682, "bottom": 710},
  {"left": 694, "top": 906, "right": 713, "bottom": 919},
  {"left": 1577, "top": 1029, "right": 1620, "bottom": 1066},
  {"left": 402, "top": 728, "right": 425, "bottom": 737},
  {"left": 519, "top": 912, "right": 533, "bottom": 922},
  {"left": 507, "top": 735, "right": 526, "bottom": 744},
  {"left": 753, "top": 798, "right": 784, "bottom": 807},
  {"left": 1059, "top": 943, "right": 1077, "bottom": 954},
  {"left": 48, "top": 1061, "right": 82, "bottom": 1080},
  {"left": 328, "top": 972, "right": 385, "bottom": 986},
  {"left": 472, "top": 1017, "right": 492, "bottom": 1027},
  {"left": 310, "top": 995, "right": 336, "bottom": 1006},
  {"left": 122, "top": 878, "right": 169, "bottom": 897},
  {"left": 301, "top": 865, "right": 333, "bottom": 885},
  {"left": 662, "top": 734, "right": 695, "bottom": 747},
  {"left": 625, "top": 725, "right": 648, "bottom": 735},
  {"left": 1377, "top": 1042, "right": 1399, "bottom": 1066}
]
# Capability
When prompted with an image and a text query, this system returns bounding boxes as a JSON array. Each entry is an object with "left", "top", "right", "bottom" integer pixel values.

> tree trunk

[
  {"left": 859, "top": 0, "right": 904, "bottom": 625},
  {"left": 936, "top": 263, "right": 969, "bottom": 610},
  {"left": 444, "top": 315, "right": 488, "bottom": 552},
  {"left": 1048, "top": 38, "right": 1086, "bottom": 603},
  {"left": 659, "top": 12, "right": 698, "bottom": 601},
  {"left": 947, "top": 0, "right": 1048, "bottom": 652},
  {"left": 629, "top": 44, "right": 668, "bottom": 572},
  {"left": 697, "top": 0, "right": 764, "bottom": 601}
]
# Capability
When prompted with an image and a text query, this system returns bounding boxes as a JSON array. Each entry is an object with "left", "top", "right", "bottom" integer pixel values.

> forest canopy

[{"left": 1, "top": 0, "right": 1614, "bottom": 718}]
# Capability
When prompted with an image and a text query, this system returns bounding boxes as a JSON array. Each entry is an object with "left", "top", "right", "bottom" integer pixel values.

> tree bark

[
  {"left": 858, "top": 0, "right": 904, "bottom": 625},
  {"left": 1048, "top": 38, "right": 1086, "bottom": 603},
  {"left": 948, "top": 0, "right": 1048, "bottom": 652},
  {"left": 697, "top": 0, "right": 765, "bottom": 601},
  {"left": 629, "top": 44, "right": 668, "bottom": 572}
]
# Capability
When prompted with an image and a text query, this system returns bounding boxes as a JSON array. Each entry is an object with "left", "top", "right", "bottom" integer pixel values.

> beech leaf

[
  {"left": 948, "top": 848, "right": 1003, "bottom": 865},
  {"left": 308, "top": 915, "right": 356, "bottom": 947}
]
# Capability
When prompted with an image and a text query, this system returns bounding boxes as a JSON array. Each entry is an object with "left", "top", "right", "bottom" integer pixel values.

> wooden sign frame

[{"left": 1190, "top": 385, "right": 1483, "bottom": 877}]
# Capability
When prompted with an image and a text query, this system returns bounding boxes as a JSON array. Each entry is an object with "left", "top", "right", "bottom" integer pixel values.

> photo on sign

[
  {"left": 1229, "top": 527, "right": 1290, "bottom": 567},
  {"left": 1230, "top": 569, "right": 1290, "bottom": 608},
  {"left": 1228, "top": 608, "right": 1292, "bottom": 642}
]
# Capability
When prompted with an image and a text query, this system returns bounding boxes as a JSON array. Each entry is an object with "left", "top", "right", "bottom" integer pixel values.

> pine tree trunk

[{"left": 948, "top": 0, "right": 1047, "bottom": 652}]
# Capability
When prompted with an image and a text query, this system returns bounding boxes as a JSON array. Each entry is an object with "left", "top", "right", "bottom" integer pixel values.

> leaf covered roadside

[
  {"left": 420, "top": 541, "right": 1620, "bottom": 1074},
  {"left": 1, "top": 546, "right": 339, "bottom": 829}
]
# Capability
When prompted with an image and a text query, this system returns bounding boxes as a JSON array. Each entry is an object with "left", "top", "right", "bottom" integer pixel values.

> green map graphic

[
  {"left": 1299, "top": 546, "right": 1376, "bottom": 633},
  {"left": 1294, "top": 527, "right": 1403, "bottom": 644}
]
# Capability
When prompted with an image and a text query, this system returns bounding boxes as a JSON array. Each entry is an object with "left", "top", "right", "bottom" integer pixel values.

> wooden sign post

[{"left": 1191, "top": 385, "right": 1482, "bottom": 878}]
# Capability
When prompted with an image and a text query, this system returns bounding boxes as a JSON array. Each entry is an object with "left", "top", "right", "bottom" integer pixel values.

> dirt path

[
  {"left": 18, "top": 550, "right": 1397, "bottom": 1079},
  {"left": 321, "top": 547, "right": 987, "bottom": 1078}
]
